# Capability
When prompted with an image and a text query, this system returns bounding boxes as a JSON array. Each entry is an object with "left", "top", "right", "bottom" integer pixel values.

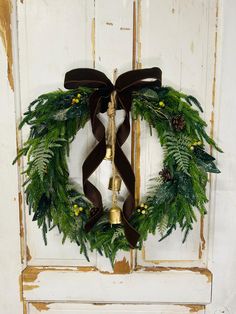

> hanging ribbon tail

[
  {"left": 114, "top": 67, "right": 162, "bottom": 247},
  {"left": 64, "top": 67, "right": 162, "bottom": 245},
  {"left": 64, "top": 68, "right": 113, "bottom": 232}
]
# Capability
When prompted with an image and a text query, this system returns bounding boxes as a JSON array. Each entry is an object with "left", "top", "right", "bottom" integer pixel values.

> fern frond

[
  {"left": 164, "top": 132, "right": 191, "bottom": 174},
  {"left": 111, "top": 227, "right": 125, "bottom": 244},
  {"left": 157, "top": 214, "right": 168, "bottom": 236},
  {"left": 29, "top": 139, "right": 64, "bottom": 180}
]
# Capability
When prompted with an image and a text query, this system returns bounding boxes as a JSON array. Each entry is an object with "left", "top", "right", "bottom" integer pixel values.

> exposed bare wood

[
  {"left": 23, "top": 301, "right": 27, "bottom": 314},
  {"left": 23, "top": 285, "right": 39, "bottom": 291},
  {"left": 199, "top": 216, "right": 206, "bottom": 259},
  {"left": 135, "top": 266, "right": 212, "bottom": 283},
  {"left": 180, "top": 304, "right": 205, "bottom": 313},
  {"left": 18, "top": 192, "right": 24, "bottom": 238},
  {"left": 22, "top": 266, "right": 97, "bottom": 283},
  {"left": 31, "top": 302, "right": 50, "bottom": 312},
  {"left": 18, "top": 190, "right": 26, "bottom": 266},
  {"left": 26, "top": 246, "right": 32, "bottom": 262},
  {"left": 113, "top": 257, "right": 131, "bottom": 274},
  {"left": 0, "top": 0, "right": 14, "bottom": 89},
  {"left": 19, "top": 274, "right": 24, "bottom": 302}
]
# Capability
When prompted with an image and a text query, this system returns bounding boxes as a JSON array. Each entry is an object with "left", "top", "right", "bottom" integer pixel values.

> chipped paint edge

[
  {"left": 0, "top": 0, "right": 14, "bottom": 89},
  {"left": 135, "top": 265, "right": 212, "bottom": 283},
  {"left": 31, "top": 302, "right": 51, "bottom": 312}
]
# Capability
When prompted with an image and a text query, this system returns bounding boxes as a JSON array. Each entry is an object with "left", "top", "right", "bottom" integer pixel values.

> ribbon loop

[{"left": 64, "top": 67, "right": 162, "bottom": 248}]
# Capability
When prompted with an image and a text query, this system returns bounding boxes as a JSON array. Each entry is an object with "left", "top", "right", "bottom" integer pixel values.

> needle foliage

[{"left": 14, "top": 86, "right": 222, "bottom": 264}]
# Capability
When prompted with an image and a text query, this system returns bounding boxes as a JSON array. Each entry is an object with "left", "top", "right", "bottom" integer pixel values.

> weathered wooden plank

[
  {"left": 137, "top": 0, "right": 218, "bottom": 267},
  {"left": 93, "top": 0, "right": 134, "bottom": 272},
  {"left": 17, "top": 0, "right": 96, "bottom": 266},
  {"left": 22, "top": 266, "right": 211, "bottom": 304},
  {"left": 28, "top": 302, "right": 205, "bottom": 314},
  {"left": 0, "top": 0, "right": 23, "bottom": 313}
]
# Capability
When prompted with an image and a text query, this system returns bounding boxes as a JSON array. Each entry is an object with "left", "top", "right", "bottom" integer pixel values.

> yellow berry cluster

[
  {"left": 71, "top": 93, "right": 81, "bottom": 105},
  {"left": 159, "top": 101, "right": 165, "bottom": 108},
  {"left": 137, "top": 203, "right": 148, "bottom": 215},
  {"left": 72, "top": 204, "right": 83, "bottom": 216},
  {"left": 190, "top": 140, "right": 202, "bottom": 151}
]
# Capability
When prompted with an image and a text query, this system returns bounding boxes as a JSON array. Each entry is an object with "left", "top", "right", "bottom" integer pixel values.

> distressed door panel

[
  {"left": 137, "top": 0, "right": 217, "bottom": 267},
  {"left": 22, "top": 267, "right": 211, "bottom": 303},
  {"left": 17, "top": 0, "right": 97, "bottom": 266},
  {"left": 28, "top": 303, "right": 205, "bottom": 314},
  {"left": 18, "top": 0, "right": 136, "bottom": 270},
  {"left": 93, "top": 0, "right": 135, "bottom": 272},
  {"left": 16, "top": 0, "right": 217, "bottom": 308}
]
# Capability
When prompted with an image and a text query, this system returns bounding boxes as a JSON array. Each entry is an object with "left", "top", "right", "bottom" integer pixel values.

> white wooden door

[{"left": 1, "top": 0, "right": 234, "bottom": 313}]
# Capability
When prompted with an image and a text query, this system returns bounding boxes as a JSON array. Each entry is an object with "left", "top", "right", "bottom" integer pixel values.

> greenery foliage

[{"left": 14, "top": 85, "right": 222, "bottom": 264}]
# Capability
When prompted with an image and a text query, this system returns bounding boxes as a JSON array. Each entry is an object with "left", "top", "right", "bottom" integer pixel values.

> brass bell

[
  {"left": 104, "top": 145, "right": 112, "bottom": 160},
  {"left": 109, "top": 206, "right": 122, "bottom": 224},
  {"left": 108, "top": 175, "right": 122, "bottom": 192}
]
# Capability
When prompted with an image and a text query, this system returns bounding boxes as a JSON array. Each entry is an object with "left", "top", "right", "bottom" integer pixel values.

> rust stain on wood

[
  {"left": 31, "top": 302, "right": 51, "bottom": 312},
  {"left": 0, "top": 0, "right": 14, "bottom": 90},
  {"left": 91, "top": 17, "right": 95, "bottom": 68},
  {"left": 26, "top": 246, "right": 32, "bottom": 261},
  {"left": 113, "top": 257, "right": 131, "bottom": 274},
  {"left": 135, "top": 266, "right": 212, "bottom": 282},
  {"left": 180, "top": 304, "right": 205, "bottom": 312}
]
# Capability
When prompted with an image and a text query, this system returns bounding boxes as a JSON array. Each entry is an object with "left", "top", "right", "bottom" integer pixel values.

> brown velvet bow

[{"left": 64, "top": 67, "right": 162, "bottom": 248}]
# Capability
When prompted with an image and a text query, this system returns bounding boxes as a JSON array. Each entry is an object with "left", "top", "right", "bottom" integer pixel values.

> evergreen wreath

[{"left": 14, "top": 75, "right": 222, "bottom": 264}]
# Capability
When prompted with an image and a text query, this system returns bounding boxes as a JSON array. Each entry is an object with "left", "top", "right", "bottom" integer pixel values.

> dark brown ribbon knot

[{"left": 64, "top": 67, "right": 162, "bottom": 248}]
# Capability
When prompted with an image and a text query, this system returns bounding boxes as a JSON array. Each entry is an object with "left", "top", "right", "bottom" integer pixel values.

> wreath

[{"left": 14, "top": 67, "right": 221, "bottom": 264}]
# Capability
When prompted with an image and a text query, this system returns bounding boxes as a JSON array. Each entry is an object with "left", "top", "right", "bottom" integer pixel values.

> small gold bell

[
  {"left": 109, "top": 206, "right": 122, "bottom": 224},
  {"left": 108, "top": 175, "right": 122, "bottom": 192},
  {"left": 104, "top": 145, "right": 112, "bottom": 160}
]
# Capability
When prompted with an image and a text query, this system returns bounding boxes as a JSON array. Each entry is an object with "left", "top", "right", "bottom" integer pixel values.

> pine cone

[
  {"left": 171, "top": 115, "right": 185, "bottom": 131},
  {"left": 159, "top": 168, "right": 172, "bottom": 182}
]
